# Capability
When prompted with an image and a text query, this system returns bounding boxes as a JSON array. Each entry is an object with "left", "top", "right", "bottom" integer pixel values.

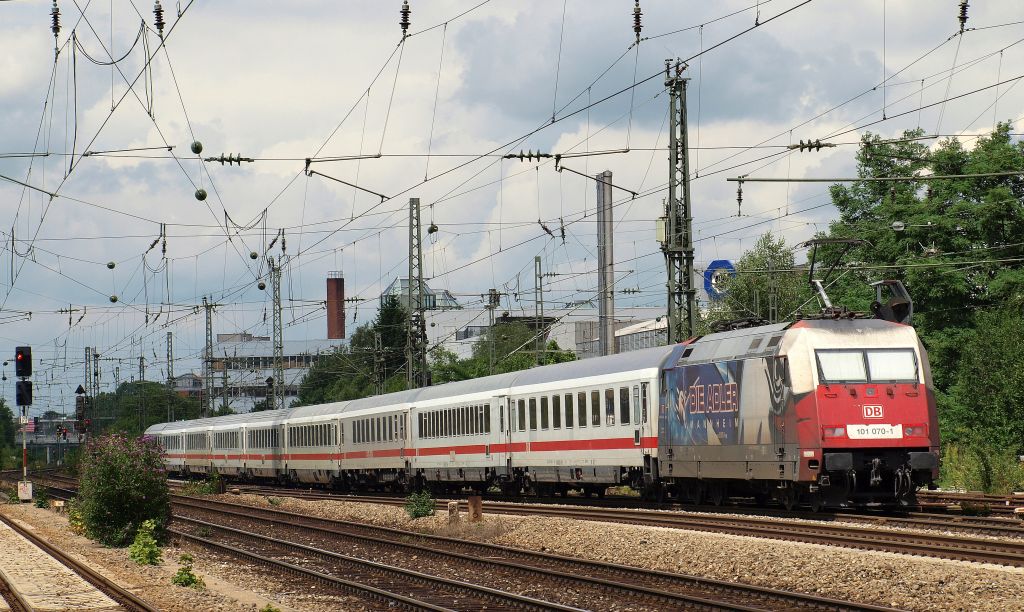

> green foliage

[
  {"left": 171, "top": 553, "right": 205, "bottom": 589},
  {"left": 405, "top": 490, "right": 435, "bottom": 519},
  {"left": 0, "top": 399, "right": 16, "bottom": 448},
  {"left": 702, "top": 232, "right": 814, "bottom": 331},
  {"left": 128, "top": 519, "right": 163, "bottom": 565},
  {"left": 260, "top": 605, "right": 282, "bottom": 612},
  {"left": 77, "top": 434, "right": 170, "bottom": 546},
  {"left": 5, "top": 487, "right": 19, "bottom": 504},
  {"left": 298, "top": 295, "right": 409, "bottom": 404},
  {"left": 63, "top": 447, "right": 82, "bottom": 476},
  {"left": 265, "top": 496, "right": 282, "bottom": 506},
  {"left": 180, "top": 473, "right": 222, "bottom": 496},
  {"left": 431, "top": 322, "right": 576, "bottom": 384},
  {"left": 940, "top": 444, "right": 1024, "bottom": 495},
  {"left": 66, "top": 497, "right": 86, "bottom": 535},
  {"left": 89, "top": 381, "right": 203, "bottom": 438},
  {"left": 33, "top": 487, "right": 50, "bottom": 509}
]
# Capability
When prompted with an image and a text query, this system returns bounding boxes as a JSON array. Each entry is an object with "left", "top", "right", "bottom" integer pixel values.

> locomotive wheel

[
  {"left": 808, "top": 493, "right": 824, "bottom": 513},
  {"left": 691, "top": 484, "right": 705, "bottom": 506}
]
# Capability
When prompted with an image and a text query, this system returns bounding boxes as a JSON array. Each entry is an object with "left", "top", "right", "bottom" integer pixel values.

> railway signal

[
  {"left": 15, "top": 380, "right": 32, "bottom": 406},
  {"left": 15, "top": 346, "right": 31, "bottom": 378}
]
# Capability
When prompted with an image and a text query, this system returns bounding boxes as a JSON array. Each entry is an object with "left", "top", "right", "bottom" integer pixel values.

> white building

[
  {"left": 425, "top": 306, "right": 666, "bottom": 360},
  {"left": 210, "top": 333, "right": 343, "bottom": 413}
]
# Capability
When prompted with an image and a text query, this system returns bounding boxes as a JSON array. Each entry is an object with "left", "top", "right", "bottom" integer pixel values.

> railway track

[
  {"left": 225, "top": 483, "right": 1024, "bottom": 539},
  {"left": 26, "top": 474, "right": 1024, "bottom": 566},
  {"left": 172, "top": 494, "right": 893, "bottom": 611},
  {"left": 227, "top": 488, "right": 1024, "bottom": 566},
  {"left": 0, "top": 511, "right": 158, "bottom": 612}
]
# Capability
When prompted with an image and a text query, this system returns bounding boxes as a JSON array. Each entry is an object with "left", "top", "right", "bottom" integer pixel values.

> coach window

[
  {"left": 540, "top": 397, "right": 550, "bottom": 430},
  {"left": 605, "top": 389, "right": 617, "bottom": 426},
  {"left": 388, "top": 416, "right": 394, "bottom": 441},
  {"left": 517, "top": 400, "right": 527, "bottom": 432},
  {"left": 620, "top": 387, "right": 631, "bottom": 425},
  {"left": 591, "top": 391, "right": 601, "bottom": 426},
  {"left": 529, "top": 398, "right": 538, "bottom": 430},
  {"left": 462, "top": 406, "right": 469, "bottom": 435},
  {"left": 577, "top": 392, "right": 587, "bottom": 427},
  {"left": 564, "top": 394, "right": 574, "bottom": 428},
  {"left": 552, "top": 395, "right": 561, "bottom": 429},
  {"left": 485, "top": 405, "right": 492, "bottom": 433}
]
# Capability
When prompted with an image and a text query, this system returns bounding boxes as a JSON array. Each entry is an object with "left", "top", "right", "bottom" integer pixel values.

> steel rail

[
  {"left": 172, "top": 515, "right": 586, "bottom": 612},
  {"left": 174, "top": 494, "right": 897, "bottom": 611},
  {"left": 0, "top": 512, "right": 158, "bottom": 612}
]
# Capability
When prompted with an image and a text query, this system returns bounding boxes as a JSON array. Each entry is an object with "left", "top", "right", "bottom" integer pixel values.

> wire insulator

[
  {"left": 736, "top": 182, "right": 743, "bottom": 216},
  {"left": 633, "top": 1, "right": 642, "bottom": 44},
  {"left": 958, "top": 1, "right": 969, "bottom": 32},
  {"left": 154, "top": 1, "right": 165, "bottom": 38},
  {"left": 50, "top": 0, "right": 61, "bottom": 40},
  {"left": 400, "top": 0, "right": 411, "bottom": 38}
]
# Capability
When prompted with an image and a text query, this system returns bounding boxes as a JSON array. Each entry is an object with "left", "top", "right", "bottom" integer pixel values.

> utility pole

[
  {"left": 596, "top": 169, "right": 616, "bottom": 356},
  {"left": 202, "top": 297, "right": 215, "bottom": 417},
  {"left": 268, "top": 257, "right": 285, "bottom": 411},
  {"left": 661, "top": 60, "right": 696, "bottom": 343},
  {"left": 373, "top": 332, "right": 385, "bottom": 395},
  {"left": 221, "top": 366, "right": 229, "bottom": 413},
  {"left": 166, "top": 331, "right": 174, "bottom": 422},
  {"left": 139, "top": 355, "right": 145, "bottom": 381},
  {"left": 406, "top": 197, "right": 428, "bottom": 389},
  {"left": 485, "top": 288, "right": 500, "bottom": 374},
  {"left": 534, "top": 256, "right": 545, "bottom": 366}
]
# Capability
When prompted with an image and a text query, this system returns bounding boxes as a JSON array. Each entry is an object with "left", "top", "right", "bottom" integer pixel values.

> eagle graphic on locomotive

[{"left": 148, "top": 266, "right": 940, "bottom": 510}]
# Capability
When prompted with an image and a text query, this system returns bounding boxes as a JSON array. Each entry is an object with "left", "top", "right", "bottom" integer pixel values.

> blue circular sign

[{"left": 703, "top": 260, "right": 736, "bottom": 300}]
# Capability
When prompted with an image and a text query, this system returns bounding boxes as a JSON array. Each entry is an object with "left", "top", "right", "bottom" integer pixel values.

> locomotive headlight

[
  {"left": 904, "top": 425, "right": 926, "bottom": 437},
  {"left": 822, "top": 426, "right": 846, "bottom": 438}
]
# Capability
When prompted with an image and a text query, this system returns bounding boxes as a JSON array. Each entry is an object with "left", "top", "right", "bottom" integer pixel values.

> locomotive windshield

[{"left": 816, "top": 348, "right": 918, "bottom": 384}]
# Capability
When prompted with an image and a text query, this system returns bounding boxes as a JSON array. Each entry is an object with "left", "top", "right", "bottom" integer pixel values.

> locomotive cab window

[
  {"left": 816, "top": 350, "right": 867, "bottom": 383},
  {"left": 816, "top": 349, "right": 918, "bottom": 384},
  {"left": 866, "top": 349, "right": 918, "bottom": 383}
]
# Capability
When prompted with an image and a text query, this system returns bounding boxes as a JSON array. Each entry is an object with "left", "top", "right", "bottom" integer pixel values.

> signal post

[{"left": 15, "top": 346, "right": 32, "bottom": 502}]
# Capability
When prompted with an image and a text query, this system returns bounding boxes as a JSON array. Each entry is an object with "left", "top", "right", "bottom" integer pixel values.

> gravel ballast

[{"left": 229, "top": 493, "right": 1024, "bottom": 612}]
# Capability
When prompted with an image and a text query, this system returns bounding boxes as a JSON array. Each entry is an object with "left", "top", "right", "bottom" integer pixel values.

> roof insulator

[
  {"left": 400, "top": 1, "right": 411, "bottom": 38},
  {"left": 154, "top": 1, "right": 165, "bottom": 38},
  {"left": 958, "top": 1, "right": 969, "bottom": 33},
  {"left": 633, "top": 1, "right": 643, "bottom": 45},
  {"left": 50, "top": 1, "right": 61, "bottom": 42}
]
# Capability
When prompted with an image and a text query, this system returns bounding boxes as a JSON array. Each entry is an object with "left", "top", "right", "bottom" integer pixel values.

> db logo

[{"left": 863, "top": 405, "right": 884, "bottom": 419}]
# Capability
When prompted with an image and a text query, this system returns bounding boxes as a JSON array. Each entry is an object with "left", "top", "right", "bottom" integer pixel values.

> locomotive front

[{"left": 787, "top": 319, "right": 940, "bottom": 507}]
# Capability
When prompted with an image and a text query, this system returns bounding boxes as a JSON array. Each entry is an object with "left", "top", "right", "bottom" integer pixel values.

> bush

[
  {"left": 66, "top": 498, "right": 86, "bottom": 535},
  {"left": 405, "top": 490, "right": 435, "bottom": 519},
  {"left": 260, "top": 605, "right": 282, "bottom": 612},
  {"left": 171, "top": 553, "right": 205, "bottom": 589},
  {"left": 77, "top": 433, "right": 170, "bottom": 546},
  {"left": 941, "top": 443, "right": 1024, "bottom": 494},
  {"left": 180, "top": 473, "right": 222, "bottom": 496},
  {"left": 33, "top": 487, "right": 50, "bottom": 509},
  {"left": 128, "top": 519, "right": 162, "bottom": 565}
]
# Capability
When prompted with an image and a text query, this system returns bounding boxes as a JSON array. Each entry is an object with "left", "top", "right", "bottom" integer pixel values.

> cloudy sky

[{"left": 1, "top": 0, "right": 1022, "bottom": 414}]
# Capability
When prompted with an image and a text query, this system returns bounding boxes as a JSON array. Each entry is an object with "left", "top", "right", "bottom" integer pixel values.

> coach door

[{"left": 497, "top": 396, "right": 512, "bottom": 477}]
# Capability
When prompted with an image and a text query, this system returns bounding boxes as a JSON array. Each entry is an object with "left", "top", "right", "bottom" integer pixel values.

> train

[{"left": 145, "top": 315, "right": 940, "bottom": 510}]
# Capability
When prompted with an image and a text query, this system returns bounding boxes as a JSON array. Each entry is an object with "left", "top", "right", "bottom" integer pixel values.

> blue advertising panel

[
  {"left": 703, "top": 260, "right": 736, "bottom": 300},
  {"left": 663, "top": 360, "right": 743, "bottom": 445}
]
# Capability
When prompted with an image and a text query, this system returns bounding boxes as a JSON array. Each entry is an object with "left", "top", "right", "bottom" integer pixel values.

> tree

[
  {"left": 429, "top": 321, "right": 576, "bottom": 383},
  {"left": 91, "top": 382, "right": 203, "bottom": 437},
  {"left": 702, "top": 232, "right": 814, "bottom": 331},
  {"left": 0, "top": 399, "right": 16, "bottom": 448},
  {"left": 296, "top": 296, "right": 409, "bottom": 404}
]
